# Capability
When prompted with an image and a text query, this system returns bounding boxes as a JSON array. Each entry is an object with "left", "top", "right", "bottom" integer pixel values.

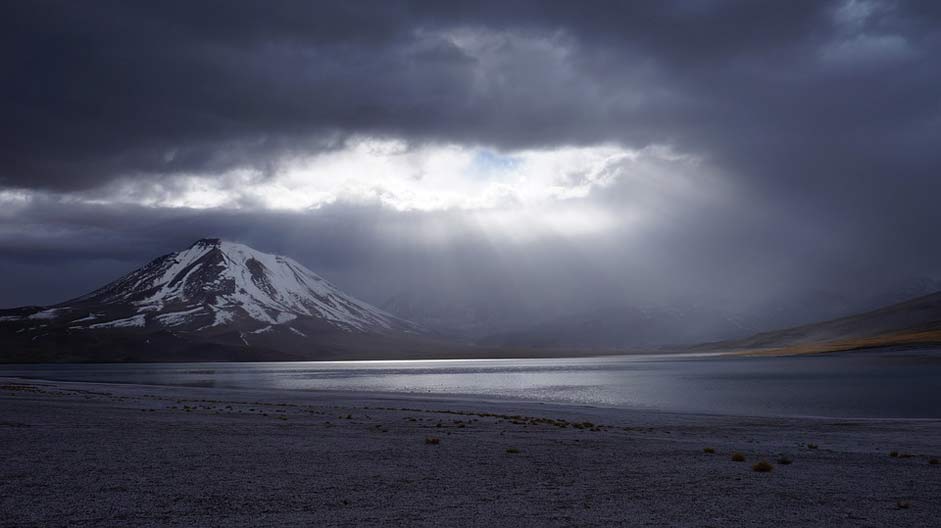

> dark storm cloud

[
  {"left": 3, "top": 0, "right": 941, "bottom": 332},
  {"left": 5, "top": 0, "right": 938, "bottom": 191}
]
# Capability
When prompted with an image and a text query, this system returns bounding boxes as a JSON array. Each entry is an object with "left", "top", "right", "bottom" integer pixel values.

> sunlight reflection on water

[{"left": 2, "top": 350, "right": 938, "bottom": 418}]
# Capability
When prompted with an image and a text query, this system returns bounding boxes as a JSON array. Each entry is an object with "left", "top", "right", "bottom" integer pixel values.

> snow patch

[
  {"left": 275, "top": 312, "right": 297, "bottom": 324},
  {"left": 211, "top": 306, "right": 235, "bottom": 327},
  {"left": 28, "top": 308, "right": 61, "bottom": 320},
  {"left": 134, "top": 262, "right": 205, "bottom": 311},
  {"left": 70, "top": 313, "right": 101, "bottom": 323},
  {"left": 89, "top": 314, "right": 147, "bottom": 329},
  {"left": 154, "top": 307, "right": 205, "bottom": 327}
]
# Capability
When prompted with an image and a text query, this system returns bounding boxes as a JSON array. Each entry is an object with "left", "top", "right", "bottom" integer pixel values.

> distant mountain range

[
  {"left": 0, "top": 239, "right": 453, "bottom": 362},
  {"left": 2, "top": 238, "right": 940, "bottom": 362},
  {"left": 479, "top": 289, "right": 941, "bottom": 355},
  {"left": 693, "top": 291, "right": 941, "bottom": 355},
  {"left": 385, "top": 278, "right": 941, "bottom": 350},
  {"left": 476, "top": 304, "right": 754, "bottom": 349}
]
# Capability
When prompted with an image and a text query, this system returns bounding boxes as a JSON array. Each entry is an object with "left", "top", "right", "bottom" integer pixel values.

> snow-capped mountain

[
  {"left": 67, "top": 238, "right": 411, "bottom": 333},
  {"left": 0, "top": 239, "right": 428, "bottom": 362}
]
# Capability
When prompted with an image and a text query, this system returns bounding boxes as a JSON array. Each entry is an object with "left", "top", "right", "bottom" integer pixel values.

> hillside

[{"left": 697, "top": 291, "right": 941, "bottom": 355}]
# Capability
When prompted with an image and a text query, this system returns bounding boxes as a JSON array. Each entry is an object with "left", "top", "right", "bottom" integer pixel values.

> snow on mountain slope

[{"left": 6, "top": 239, "right": 415, "bottom": 335}]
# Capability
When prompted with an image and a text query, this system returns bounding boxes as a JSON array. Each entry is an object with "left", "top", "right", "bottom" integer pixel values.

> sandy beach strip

[{"left": 1, "top": 377, "right": 939, "bottom": 527}]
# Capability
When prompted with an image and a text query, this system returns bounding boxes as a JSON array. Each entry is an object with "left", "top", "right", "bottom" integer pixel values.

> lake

[{"left": 2, "top": 348, "right": 939, "bottom": 418}]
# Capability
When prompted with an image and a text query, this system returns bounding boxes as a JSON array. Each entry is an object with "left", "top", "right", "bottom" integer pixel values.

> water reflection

[{"left": 1, "top": 349, "right": 937, "bottom": 418}]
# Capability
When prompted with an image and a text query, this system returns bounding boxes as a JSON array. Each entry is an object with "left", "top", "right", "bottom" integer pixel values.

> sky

[{"left": 2, "top": 1, "right": 941, "bottom": 336}]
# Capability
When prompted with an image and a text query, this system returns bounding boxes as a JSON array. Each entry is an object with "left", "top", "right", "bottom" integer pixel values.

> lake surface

[{"left": 2, "top": 349, "right": 939, "bottom": 418}]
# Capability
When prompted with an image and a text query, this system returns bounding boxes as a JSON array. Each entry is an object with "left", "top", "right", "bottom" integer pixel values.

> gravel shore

[{"left": 1, "top": 377, "right": 939, "bottom": 527}]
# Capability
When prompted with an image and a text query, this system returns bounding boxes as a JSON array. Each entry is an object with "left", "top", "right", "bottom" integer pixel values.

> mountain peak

[
  {"left": 1, "top": 239, "right": 419, "bottom": 346},
  {"left": 190, "top": 237, "right": 224, "bottom": 248}
]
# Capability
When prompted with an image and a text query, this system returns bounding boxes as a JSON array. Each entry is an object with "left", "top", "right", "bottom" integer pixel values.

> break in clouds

[{"left": 3, "top": 1, "right": 941, "bottom": 337}]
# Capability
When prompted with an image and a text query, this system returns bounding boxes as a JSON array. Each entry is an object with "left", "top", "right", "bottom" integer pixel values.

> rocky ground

[{"left": 1, "top": 378, "right": 939, "bottom": 527}]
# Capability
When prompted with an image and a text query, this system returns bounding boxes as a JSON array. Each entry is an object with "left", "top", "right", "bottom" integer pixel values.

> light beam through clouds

[{"left": 85, "top": 139, "right": 681, "bottom": 214}]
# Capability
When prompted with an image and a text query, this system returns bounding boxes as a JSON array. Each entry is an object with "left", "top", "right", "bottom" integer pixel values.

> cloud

[
  {"left": 0, "top": 1, "right": 843, "bottom": 190},
  {"left": 70, "top": 139, "right": 670, "bottom": 213}
]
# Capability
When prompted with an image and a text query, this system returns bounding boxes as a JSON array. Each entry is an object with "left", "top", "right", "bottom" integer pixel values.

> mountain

[
  {"left": 0, "top": 239, "right": 444, "bottom": 362},
  {"left": 477, "top": 303, "right": 755, "bottom": 350},
  {"left": 9, "top": 237, "right": 936, "bottom": 362},
  {"left": 472, "top": 279, "right": 941, "bottom": 351},
  {"left": 697, "top": 291, "right": 941, "bottom": 355}
]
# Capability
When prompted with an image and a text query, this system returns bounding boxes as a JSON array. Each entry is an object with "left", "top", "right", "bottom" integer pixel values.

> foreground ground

[{"left": 1, "top": 378, "right": 939, "bottom": 527}]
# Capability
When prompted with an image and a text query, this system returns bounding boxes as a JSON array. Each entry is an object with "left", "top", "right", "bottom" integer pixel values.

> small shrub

[
  {"left": 752, "top": 461, "right": 774, "bottom": 472},
  {"left": 703, "top": 447, "right": 715, "bottom": 454},
  {"left": 889, "top": 451, "right": 899, "bottom": 458},
  {"left": 929, "top": 458, "right": 939, "bottom": 465},
  {"left": 776, "top": 456, "right": 793, "bottom": 465},
  {"left": 806, "top": 443, "right": 818, "bottom": 449},
  {"left": 731, "top": 452, "right": 746, "bottom": 462},
  {"left": 424, "top": 436, "right": 440, "bottom": 445},
  {"left": 898, "top": 453, "right": 914, "bottom": 459},
  {"left": 506, "top": 447, "right": 521, "bottom": 454},
  {"left": 896, "top": 500, "right": 911, "bottom": 510}
]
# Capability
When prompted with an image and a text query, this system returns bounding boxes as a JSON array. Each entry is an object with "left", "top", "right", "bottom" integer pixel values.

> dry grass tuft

[
  {"left": 896, "top": 500, "right": 911, "bottom": 510},
  {"left": 929, "top": 458, "right": 939, "bottom": 465},
  {"left": 424, "top": 436, "right": 440, "bottom": 445},
  {"left": 752, "top": 461, "right": 774, "bottom": 472},
  {"left": 731, "top": 452, "right": 746, "bottom": 462},
  {"left": 505, "top": 447, "right": 521, "bottom": 454},
  {"left": 776, "top": 456, "right": 792, "bottom": 465},
  {"left": 703, "top": 447, "right": 715, "bottom": 454}
]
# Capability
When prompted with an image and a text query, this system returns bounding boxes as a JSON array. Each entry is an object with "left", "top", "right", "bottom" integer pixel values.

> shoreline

[
  {"left": 2, "top": 378, "right": 940, "bottom": 527},
  {"left": 3, "top": 374, "right": 940, "bottom": 423},
  {"left": 0, "top": 348, "right": 730, "bottom": 365}
]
